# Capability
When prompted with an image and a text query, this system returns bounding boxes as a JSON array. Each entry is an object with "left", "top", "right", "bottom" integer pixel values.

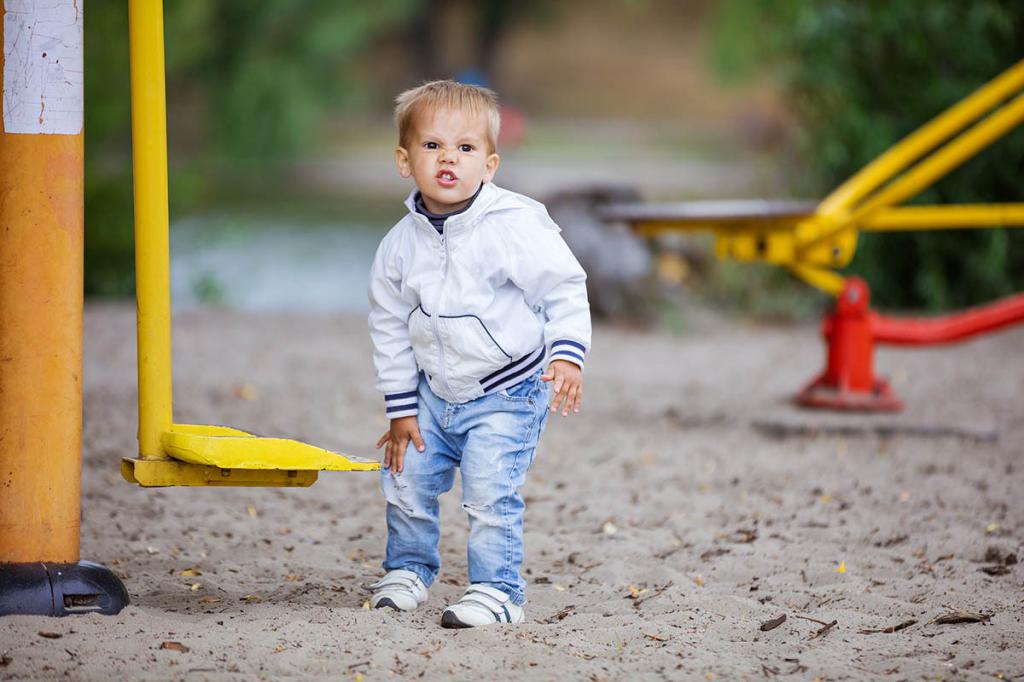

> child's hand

[
  {"left": 376, "top": 415, "right": 425, "bottom": 474},
  {"left": 541, "top": 360, "right": 583, "bottom": 416}
]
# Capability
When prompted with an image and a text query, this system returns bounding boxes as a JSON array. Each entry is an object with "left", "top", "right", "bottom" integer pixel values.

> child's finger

[
  {"left": 549, "top": 379, "right": 564, "bottom": 411},
  {"left": 563, "top": 384, "right": 578, "bottom": 416},
  {"left": 411, "top": 428, "right": 426, "bottom": 452},
  {"left": 573, "top": 384, "right": 583, "bottom": 413},
  {"left": 387, "top": 438, "right": 399, "bottom": 471},
  {"left": 540, "top": 372, "right": 553, "bottom": 382},
  {"left": 376, "top": 432, "right": 389, "bottom": 449},
  {"left": 382, "top": 445, "right": 392, "bottom": 470},
  {"left": 550, "top": 386, "right": 567, "bottom": 414},
  {"left": 390, "top": 439, "right": 402, "bottom": 470},
  {"left": 393, "top": 439, "right": 406, "bottom": 473}
]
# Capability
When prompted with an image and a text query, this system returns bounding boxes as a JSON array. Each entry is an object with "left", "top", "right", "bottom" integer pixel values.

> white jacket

[{"left": 368, "top": 183, "right": 591, "bottom": 417}]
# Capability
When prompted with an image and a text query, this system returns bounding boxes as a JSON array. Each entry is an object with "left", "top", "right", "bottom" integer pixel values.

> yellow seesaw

[
  {"left": 604, "top": 60, "right": 1024, "bottom": 295},
  {"left": 120, "top": 0, "right": 378, "bottom": 487},
  {"left": 603, "top": 59, "right": 1024, "bottom": 410}
]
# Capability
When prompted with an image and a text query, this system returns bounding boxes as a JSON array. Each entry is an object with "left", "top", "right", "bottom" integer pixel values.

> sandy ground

[{"left": 2, "top": 303, "right": 1023, "bottom": 681}]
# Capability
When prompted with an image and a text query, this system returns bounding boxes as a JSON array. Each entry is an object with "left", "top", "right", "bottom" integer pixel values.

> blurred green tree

[
  {"left": 712, "top": 0, "right": 1024, "bottom": 310},
  {"left": 85, "top": 0, "right": 416, "bottom": 295}
]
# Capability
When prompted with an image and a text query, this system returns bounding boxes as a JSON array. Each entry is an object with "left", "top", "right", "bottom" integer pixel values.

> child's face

[{"left": 395, "top": 107, "right": 500, "bottom": 215}]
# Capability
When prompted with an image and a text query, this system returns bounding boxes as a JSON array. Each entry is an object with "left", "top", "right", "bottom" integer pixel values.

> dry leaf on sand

[{"left": 160, "top": 641, "right": 189, "bottom": 653}]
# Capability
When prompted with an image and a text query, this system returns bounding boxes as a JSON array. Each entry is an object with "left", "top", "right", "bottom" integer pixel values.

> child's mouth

[{"left": 436, "top": 170, "right": 458, "bottom": 188}]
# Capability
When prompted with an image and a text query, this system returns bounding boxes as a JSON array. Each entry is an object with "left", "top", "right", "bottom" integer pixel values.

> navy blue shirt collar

[{"left": 414, "top": 183, "right": 484, "bottom": 233}]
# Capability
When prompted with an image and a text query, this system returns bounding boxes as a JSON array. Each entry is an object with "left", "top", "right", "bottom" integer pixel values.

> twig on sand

[
  {"left": 654, "top": 545, "right": 685, "bottom": 560},
  {"left": 632, "top": 582, "right": 673, "bottom": 609},
  {"left": 817, "top": 596, "right": 845, "bottom": 608},
  {"left": 858, "top": 619, "right": 917, "bottom": 634},
  {"left": 759, "top": 614, "right": 787, "bottom": 632},
  {"left": 783, "top": 658, "right": 808, "bottom": 675},
  {"left": 809, "top": 620, "right": 838, "bottom": 640},
  {"left": 792, "top": 614, "right": 837, "bottom": 639},
  {"left": 542, "top": 605, "right": 576, "bottom": 624},
  {"left": 929, "top": 611, "right": 991, "bottom": 625}
]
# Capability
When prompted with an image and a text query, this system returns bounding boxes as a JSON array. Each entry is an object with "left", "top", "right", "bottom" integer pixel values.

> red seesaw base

[{"left": 796, "top": 277, "right": 1024, "bottom": 412}]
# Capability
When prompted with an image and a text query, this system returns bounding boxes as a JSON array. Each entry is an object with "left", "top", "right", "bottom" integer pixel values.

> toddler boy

[{"left": 367, "top": 80, "right": 590, "bottom": 628}]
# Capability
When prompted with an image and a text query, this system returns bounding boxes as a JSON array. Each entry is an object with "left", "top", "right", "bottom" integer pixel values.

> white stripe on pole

[{"left": 2, "top": 0, "right": 83, "bottom": 135}]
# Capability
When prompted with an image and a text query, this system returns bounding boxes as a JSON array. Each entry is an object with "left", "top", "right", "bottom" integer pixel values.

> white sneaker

[
  {"left": 368, "top": 569, "right": 428, "bottom": 611},
  {"left": 440, "top": 584, "right": 524, "bottom": 628}
]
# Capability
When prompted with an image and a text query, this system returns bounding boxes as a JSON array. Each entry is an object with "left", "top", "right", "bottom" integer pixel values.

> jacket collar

[{"left": 404, "top": 182, "right": 502, "bottom": 239}]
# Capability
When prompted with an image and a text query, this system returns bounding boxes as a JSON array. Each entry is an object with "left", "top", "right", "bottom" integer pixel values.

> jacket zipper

[{"left": 431, "top": 223, "right": 454, "bottom": 397}]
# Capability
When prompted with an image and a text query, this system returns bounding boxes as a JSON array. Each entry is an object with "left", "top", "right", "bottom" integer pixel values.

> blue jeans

[{"left": 380, "top": 368, "right": 550, "bottom": 606}]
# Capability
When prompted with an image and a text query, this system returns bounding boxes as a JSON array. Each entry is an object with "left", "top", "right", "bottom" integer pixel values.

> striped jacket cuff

[
  {"left": 384, "top": 389, "right": 419, "bottom": 419},
  {"left": 548, "top": 339, "right": 586, "bottom": 370}
]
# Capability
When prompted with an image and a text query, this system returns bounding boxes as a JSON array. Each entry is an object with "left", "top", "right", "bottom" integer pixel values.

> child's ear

[
  {"left": 483, "top": 152, "right": 500, "bottom": 183},
  {"left": 395, "top": 146, "right": 411, "bottom": 178}
]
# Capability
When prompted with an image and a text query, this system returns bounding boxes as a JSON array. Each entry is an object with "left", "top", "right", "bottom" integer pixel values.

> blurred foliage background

[
  {"left": 85, "top": 0, "right": 1024, "bottom": 313},
  {"left": 85, "top": 0, "right": 417, "bottom": 294},
  {"left": 712, "top": 0, "right": 1024, "bottom": 310}
]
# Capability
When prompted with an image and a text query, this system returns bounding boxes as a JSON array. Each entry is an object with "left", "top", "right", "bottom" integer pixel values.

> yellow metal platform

[
  {"left": 122, "top": 459, "right": 319, "bottom": 488},
  {"left": 125, "top": 2, "right": 379, "bottom": 487},
  {"left": 121, "top": 424, "right": 378, "bottom": 487}
]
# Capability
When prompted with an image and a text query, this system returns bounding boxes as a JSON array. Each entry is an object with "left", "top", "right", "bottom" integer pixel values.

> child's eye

[
  {"left": 458, "top": 144, "right": 474, "bottom": 152},
  {"left": 423, "top": 142, "right": 438, "bottom": 150}
]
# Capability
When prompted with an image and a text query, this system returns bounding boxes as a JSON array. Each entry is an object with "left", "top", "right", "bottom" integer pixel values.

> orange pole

[{"left": 0, "top": 2, "right": 83, "bottom": 562}]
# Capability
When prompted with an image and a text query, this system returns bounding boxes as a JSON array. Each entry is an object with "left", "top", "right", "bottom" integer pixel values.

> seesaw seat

[{"left": 122, "top": 424, "right": 378, "bottom": 487}]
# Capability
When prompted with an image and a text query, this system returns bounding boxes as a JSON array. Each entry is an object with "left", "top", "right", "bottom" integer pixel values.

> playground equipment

[
  {"left": 0, "top": 0, "right": 129, "bottom": 616},
  {"left": 605, "top": 60, "right": 1024, "bottom": 411},
  {"left": 120, "top": 0, "right": 378, "bottom": 487}
]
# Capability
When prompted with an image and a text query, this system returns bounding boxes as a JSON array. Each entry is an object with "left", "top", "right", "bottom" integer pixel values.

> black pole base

[{"left": 0, "top": 560, "right": 129, "bottom": 616}]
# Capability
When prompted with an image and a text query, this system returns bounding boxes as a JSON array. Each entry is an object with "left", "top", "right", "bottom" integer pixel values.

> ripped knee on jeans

[
  {"left": 461, "top": 497, "right": 501, "bottom": 524},
  {"left": 382, "top": 472, "right": 418, "bottom": 516}
]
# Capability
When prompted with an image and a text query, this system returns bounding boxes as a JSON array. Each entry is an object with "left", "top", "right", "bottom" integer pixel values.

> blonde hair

[{"left": 395, "top": 80, "right": 501, "bottom": 152}]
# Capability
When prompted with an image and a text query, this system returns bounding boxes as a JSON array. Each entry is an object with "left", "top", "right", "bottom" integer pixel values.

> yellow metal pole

[
  {"left": 801, "top": 89, "right": 1024, "bottom": 254},
  {"left": 129, "top": 0, "right": 173, "bottom": 459},
  {"left": 849, "top": 93, "right": 1024, "bottom": 223},
  {"left": 119, "top": 0, "right": 379, "bottom": 487},
  {"left": 863, "top": 204, "right": 1024, "bottom": 231},
  {"left": 0, "top": 1, "right": 83, "bottom": 564},
  {"left": 815, "top": 59, "right": 1024, "bottom": 216},
  {"left": 785, "top": 264, "right": 846, "bottom": 298}
]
